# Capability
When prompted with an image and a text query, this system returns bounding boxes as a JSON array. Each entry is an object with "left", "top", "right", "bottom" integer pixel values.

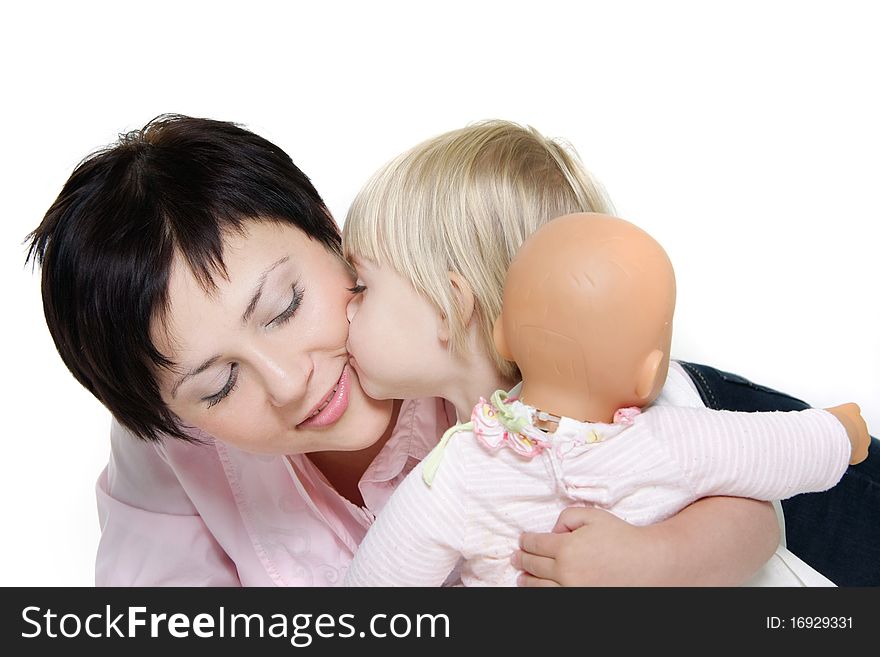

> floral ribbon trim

[
  {"left": 472, "top": 390, "right": 550, "bottom": 458},
  {"left": 421, "top": 390, "right": 642, "bottom": 486},
  {"left": 422, "top": 390, "right": 549, "bottom": 486}
]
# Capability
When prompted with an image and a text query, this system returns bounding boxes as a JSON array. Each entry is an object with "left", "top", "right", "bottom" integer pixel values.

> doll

[{"left": 344, "top": 213, "right": 869, "bottom": 587}]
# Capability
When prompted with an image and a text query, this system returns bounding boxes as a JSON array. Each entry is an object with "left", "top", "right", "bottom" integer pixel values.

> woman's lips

[{"left": 297, "top": 365, "right": 351, "bottom": 428}]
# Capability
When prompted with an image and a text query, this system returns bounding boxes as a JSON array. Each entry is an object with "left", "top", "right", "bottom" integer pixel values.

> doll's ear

[
  {"left": 439, "top": 272, "right": 476, "bottom": 342},
  {"left": 635, "top": 349, "right": 666, "bottom": 402},
  {"left": 493, "top": 314, "right": 513, "bottom": 362}
]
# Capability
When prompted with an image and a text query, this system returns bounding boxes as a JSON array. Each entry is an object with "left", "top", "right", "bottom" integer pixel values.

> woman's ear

[{"left": 438, "top": 272, "right": 475, "bottom": 342}]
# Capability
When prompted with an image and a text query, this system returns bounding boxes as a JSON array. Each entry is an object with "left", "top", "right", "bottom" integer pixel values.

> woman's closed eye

[
  {"left": 204, "top": 363, "right": 240, "bottom": 408},
  {"left": 347, "top": 283, "right": 366, "bottom": 294},
  {"left": 202, "top": 283, "right": 304, "bottom": 409},
  {"left": 268, "top": 283, "right": 305, "bottom": 327}
]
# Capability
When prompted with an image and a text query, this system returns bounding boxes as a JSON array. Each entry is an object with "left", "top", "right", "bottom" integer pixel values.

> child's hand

[
  {"left": 514, "top": 497, "right": 779, "bottom": 586},
  {"left": 513, "top": 507, "right": 672, "bottom": 586},
  {"left": 824, "top": 403, "right": 870, "bottom": 464}
]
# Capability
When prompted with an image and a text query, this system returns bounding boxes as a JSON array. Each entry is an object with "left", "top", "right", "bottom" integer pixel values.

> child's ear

[{"left": 438, "top": 272, "right": 475, "bottom": 342}]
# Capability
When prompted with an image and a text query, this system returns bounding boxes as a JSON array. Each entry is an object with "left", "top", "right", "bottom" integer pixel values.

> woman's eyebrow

[
  {"left": 171, "top": 355, "right": 221, "bottom": 398},
  {"left": 241, "top": 255, "right": 290, "bottom": 325}
]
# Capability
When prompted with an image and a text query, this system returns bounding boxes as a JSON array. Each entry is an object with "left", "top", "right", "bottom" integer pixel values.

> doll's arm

[
  {"left": 345, "top": 446, "right": 467, "bottom": 587},
  {"left": 515, "top": 496, "right": 778, "bottom": 586}
]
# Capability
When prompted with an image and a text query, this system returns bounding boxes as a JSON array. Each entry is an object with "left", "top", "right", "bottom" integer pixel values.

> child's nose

[{"left": 346, "top": 295, "right": 361, "bottom": 323}]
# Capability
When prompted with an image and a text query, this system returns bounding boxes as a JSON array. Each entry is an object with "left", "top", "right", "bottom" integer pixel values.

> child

[
  {"left": 343, "top": 120, "right": 612, "bottom": 417},
  {"left": 340, "top": 120, "right": 868, "bottom": 586},
  {"left": 343, "top": 212, "right": 868, "bottom": 586}
]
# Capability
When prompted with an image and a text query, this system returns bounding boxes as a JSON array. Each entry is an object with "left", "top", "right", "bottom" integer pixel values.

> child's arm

[
  {"left": 514, "top": 496, "right": 779, "bottom": 586},
  {"left": 345, "top": 443, "right": 467, "bottom": 587}
]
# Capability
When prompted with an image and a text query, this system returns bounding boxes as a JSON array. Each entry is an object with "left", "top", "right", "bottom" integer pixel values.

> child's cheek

[
  {"left": 346, "top": 330, "right": 387, "bottom": 400},
  {"left": 346, "top": 317, "right": 374, "bottom": 370}
]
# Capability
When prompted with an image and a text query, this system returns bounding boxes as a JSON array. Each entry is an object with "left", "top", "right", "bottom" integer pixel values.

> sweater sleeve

[
  {"left": 647, "top": 406, "right": 851, "bottom": 501},
  {"left": 345, "top": 436, "right": 469, "bottom": 587}
]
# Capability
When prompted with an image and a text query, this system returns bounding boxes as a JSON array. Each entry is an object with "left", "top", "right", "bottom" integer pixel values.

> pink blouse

[{"left": 96, "top": 397, "right": 455, "bottom": 586}]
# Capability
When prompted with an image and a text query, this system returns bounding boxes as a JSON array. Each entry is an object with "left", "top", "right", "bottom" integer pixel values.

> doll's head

[
  {"left": 494, "top": 213, "right": 676, "bottom": 424},
  {"left": 343, "top": 120, "right": 612, "bottom": 398}
]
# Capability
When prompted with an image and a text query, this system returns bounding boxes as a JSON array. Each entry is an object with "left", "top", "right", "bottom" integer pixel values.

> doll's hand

[
  {"left": 824, "top": 403, "right": 870, "bottom": 464},
  {"left": 513, "top": 506, "right": 672, "bottom": 587}
]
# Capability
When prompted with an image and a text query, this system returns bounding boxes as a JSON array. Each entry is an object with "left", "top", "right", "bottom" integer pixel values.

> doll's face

[{"left": 345, "top": 257, "right": 449, "bottom": 401}]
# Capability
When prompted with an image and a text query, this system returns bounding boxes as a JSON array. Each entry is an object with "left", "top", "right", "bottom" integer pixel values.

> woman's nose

[{"left": 250, "top": 346, "right": 312, "bottom": 408}]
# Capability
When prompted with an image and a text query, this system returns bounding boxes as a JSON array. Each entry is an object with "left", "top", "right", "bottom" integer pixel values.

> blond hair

[{"left": 343, "top": 120, "right": 614, "bottom": 380}]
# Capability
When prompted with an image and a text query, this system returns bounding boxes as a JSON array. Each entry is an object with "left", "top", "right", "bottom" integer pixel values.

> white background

[{"left": 2, "top": 1, "right": 877, "bottom": 586}]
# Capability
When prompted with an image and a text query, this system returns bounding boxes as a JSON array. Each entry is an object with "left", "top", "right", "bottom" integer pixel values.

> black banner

[{"left": 2, "top": 587, "right": 876, "bottom": 653}]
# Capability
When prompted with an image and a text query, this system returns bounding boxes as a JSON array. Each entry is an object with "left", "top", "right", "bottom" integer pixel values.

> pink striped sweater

[{"left": 345, "top": 403, "right": 850, "bottom": 586}]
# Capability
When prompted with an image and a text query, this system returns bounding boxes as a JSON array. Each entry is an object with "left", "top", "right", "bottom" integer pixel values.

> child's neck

[{"left": 442, "top": 353, "right": 516, "bottom": 423}]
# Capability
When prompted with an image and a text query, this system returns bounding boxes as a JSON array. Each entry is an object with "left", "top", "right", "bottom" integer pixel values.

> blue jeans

[{"left": 679, "top": 361, "right": 880, "bottom": 586}]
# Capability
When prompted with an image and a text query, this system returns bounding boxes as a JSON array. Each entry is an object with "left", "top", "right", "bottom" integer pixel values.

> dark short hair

[{"left": 26, "top": 114, "right": 342, "bottom": 442}]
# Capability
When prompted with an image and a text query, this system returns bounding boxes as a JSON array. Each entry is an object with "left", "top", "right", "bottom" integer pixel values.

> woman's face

[{"left": 153, "top": 221, "right": 394, "bottom": 455}]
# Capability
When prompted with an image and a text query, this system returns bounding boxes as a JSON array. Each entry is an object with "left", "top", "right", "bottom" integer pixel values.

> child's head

[
  {"left": 343, "top": 120, "right": 613, "bottom": 398},
  {"left": 496, "top": 213, "right": 676, "bottom": 423}
]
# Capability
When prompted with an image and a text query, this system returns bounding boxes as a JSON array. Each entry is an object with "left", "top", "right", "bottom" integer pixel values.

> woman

[{"left": 27, "top": 114, "right": 879, "bottom": 586}]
